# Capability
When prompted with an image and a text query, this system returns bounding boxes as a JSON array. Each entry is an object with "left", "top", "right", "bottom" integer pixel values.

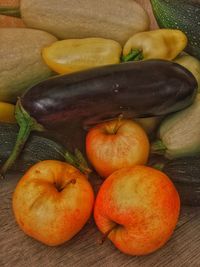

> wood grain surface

[
  {"left": 0, "top": 1, "right": 200, "bottom": 267},
  {"left": 1, "top": 174, "right": 200, "bottom": 267}
]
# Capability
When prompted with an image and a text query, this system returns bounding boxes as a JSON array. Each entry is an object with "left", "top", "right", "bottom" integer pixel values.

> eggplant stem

[
  {"left": 151, "top": 140, "right": 166, "bottom": 155},
  {"left": 75, "top": 149, "right": 87, "bottom": 166},
  {"left": 0, "top": 6, "right": 21, "bottom": 18},
  {"left": 0, "top": 99, "right": 92, "bottom": 177},
  {"left": 0, "top": 99, "right": 44, "bottom": 178},
  {"left": 75, "top": 149, "right": 92, "bottom": 174},
  {"left": 152, "top": 163, "right": 165, "bottom": 171},
  {"left": 121, "top": 49, "right": 143, "bottom": 62}
]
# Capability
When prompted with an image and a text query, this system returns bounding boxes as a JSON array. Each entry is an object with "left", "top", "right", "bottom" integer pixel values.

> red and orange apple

[
  {"left": 86, "top": 119, "right": 150, "bottom": 178},
  {"left": 94, "top": 165, "right": 180, "bottom": 255},
  {"left": 12, "top": 160, "right": 94, "bottom": 246}
]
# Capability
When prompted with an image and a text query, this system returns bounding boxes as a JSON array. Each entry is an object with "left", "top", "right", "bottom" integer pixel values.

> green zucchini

[
  {"left": 153, "top": 156, "right": 200, "bottom": 206},
  {"left": 0, "top": 123, "right": 89, "bottom": 174},
  {"left": 151, "top": 94, "right": 200, "bottom": 158},
  {"left": 0, "top": 28, "right": 57, "bottom": 103},
  {"left": 151, "top": 0, "right": 200, "bottom": 60}
]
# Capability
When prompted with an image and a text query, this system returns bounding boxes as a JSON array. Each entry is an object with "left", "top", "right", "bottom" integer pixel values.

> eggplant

[
  {"left": 0, "top": 60, "right": 197, "bottom": 176},
  {"left": 153, "top": 156, "right": 200, "bottom": 206},
  {"left": 21, "top": 60, "right": 197, "bottom": 126}
]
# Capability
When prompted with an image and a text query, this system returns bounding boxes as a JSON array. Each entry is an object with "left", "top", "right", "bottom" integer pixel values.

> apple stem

[
  {"left": 99, "top": 224, "right": 118, "bottom": 245},
  {"left": 113, "top": 114, "right": 123, "bottom": 134},
  {"left": 67, "top": 178, "right": 77, "bottom": 185},
  {"left": 63, "top": 178, "right": 77, "bottom": 190},
  {"left": 56, "top": 179, "right": 76, "bottom": 192}
]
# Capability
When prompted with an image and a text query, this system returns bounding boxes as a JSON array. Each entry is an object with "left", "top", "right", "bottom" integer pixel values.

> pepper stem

[
  {"left": 151, "top": 140, "right": 167, "bottom": 155},
  {"left": 0, "top": 6, "right": 21, "bottom": 18},
  {"left": 0, "top": 99, "right": 44, "bottom": 178},
  {"left": 121, "top": 49, "right": 143, "bottom": 62}
]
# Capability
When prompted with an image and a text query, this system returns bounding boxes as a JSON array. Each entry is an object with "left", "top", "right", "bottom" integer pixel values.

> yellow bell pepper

[
  {"left": 122, "top": 29, "right": 187, "bottom": 62},
  {"left": 0, "top": 102, "right": 16, "bottom": 123},
  {"left": 174, "top": 53, "right": 200, "bottom": 92},
  {"left": 42, "top": 38, "right": 122, "bottom": 74}
]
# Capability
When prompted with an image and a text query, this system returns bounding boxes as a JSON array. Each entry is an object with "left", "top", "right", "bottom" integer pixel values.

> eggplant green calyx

[
  {"left": 0, "top": 99, "right": 44, "bottom": 178},
  {"left": 0, "top": 6, "right": 21, "bottom": 18},
  {"left": 151, "top": 140, "right": 167, "bottom": 155},
  {"left": 64, "top": 149, "right": 92, "bottom": 177},
  {"left": 121, "top": 49, "right": 143, "bottom": 62},
  {"left": 0, "top": 99, "right": 92, "bottom": 178},
  {"left": 152, "top": 163, "right": 165, "bottom": 171}
]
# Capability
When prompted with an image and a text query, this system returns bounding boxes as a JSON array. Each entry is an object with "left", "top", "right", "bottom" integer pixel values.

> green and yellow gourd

[{"left": 151, "top": 94, "right": 200, "bottom": 159}]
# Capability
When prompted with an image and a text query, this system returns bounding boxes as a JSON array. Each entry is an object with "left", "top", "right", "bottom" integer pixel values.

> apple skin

[
  {"left": 12, "top": 160, "right": 94, "bottom": 246},
  {"left": 86, "top": 119, "right": 149, "bottom": 178},
  {"left": 94, "top": 165, "right": 180, "bottom": 256}
]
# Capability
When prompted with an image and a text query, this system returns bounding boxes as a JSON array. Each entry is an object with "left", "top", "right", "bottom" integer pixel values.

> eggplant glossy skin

[{"left": 21, "top": 60, "right": 197, "bottom": 128}]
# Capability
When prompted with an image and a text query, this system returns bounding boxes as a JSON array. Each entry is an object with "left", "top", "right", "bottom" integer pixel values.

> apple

[
  {"left": 94, "top": 165, "right": 180, "bottom": 256},
  {"left": 12, "top": 160, "right": 94, "bottom": 246},
  {"left": 86, "top": 119, "right": 149, "bottom": 178}
]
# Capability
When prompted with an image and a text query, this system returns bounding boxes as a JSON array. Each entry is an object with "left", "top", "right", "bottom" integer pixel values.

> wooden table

[
  {"left": 1, "top": 174, "right": 200, "bottom": 267},
  {"left": 0, "top": 1, "right": 200, "bottom": 266}
]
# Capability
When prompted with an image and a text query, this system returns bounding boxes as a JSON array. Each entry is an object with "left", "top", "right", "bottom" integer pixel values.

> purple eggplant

[
  {"left": 0, "top": 60, "right": 197, "bottom": 176},
  {"left": 22, "top": 60, "right": 197, "bottom": 126}
]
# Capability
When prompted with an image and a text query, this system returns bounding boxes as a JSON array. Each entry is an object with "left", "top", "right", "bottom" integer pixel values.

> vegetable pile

[{"left": 0, "top": 0, "right": 200, "bottom": 257}]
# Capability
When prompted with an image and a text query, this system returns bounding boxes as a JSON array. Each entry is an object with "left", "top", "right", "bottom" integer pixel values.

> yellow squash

[
  {"left": 0, "top": 102, "right": 16, "bottom": 123},
  {"left": 0, "top": 28, "right": 57, "bottom": 103},
  {"left": 42, "top": 38, "right": 122, "bottom": 74},
  {"left": 122, "top": 29, "right": 187, "bottom": 62},
  {"left": 20, "top": 0, "right": 149, "bottom": 45},
  {"left": 174, "top": 53, "right": 200, "bottom": 92}
]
